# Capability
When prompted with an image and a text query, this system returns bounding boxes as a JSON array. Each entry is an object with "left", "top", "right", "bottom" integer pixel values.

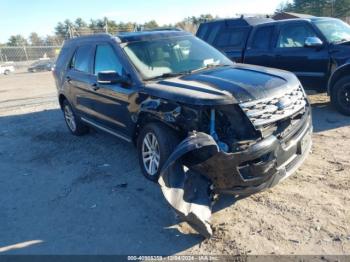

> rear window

[
  {"left": 197, "top": 24, "right": 209, "bottom": 40},
  {"left": 55, "top": 47, "right": 70, "bottom": 69},
  {"left": 70, "top": 44, "right": 94, "bottom": 73},
  {"left": 206, "top": 24, "right": 221, "bottom": 44},
  {"left": 250, "top": 26, "right": 274, "bottom": 50},
  {"left": 214, "top": 27, "right": 249, "bottom": 49}
]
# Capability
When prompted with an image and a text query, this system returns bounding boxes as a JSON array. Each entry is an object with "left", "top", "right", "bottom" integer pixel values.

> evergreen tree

[
  {"left": 7, "top": 35, "right": 28, "bottom": 46},
  {"left": 277, "top": 0, "right": 350, "bottom": 18},
  {"left": 29, "top": 32, "right": 44, "bottom": 46}
]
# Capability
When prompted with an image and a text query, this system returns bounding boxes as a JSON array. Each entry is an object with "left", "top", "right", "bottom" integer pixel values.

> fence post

[{"left": 23, "top": 46, "right": 29, "bottom": 61}]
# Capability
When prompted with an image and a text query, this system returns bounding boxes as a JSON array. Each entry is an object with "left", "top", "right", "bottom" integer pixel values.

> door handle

[{"left": 90, "top": 83, "right": 100, "bottom": 91}]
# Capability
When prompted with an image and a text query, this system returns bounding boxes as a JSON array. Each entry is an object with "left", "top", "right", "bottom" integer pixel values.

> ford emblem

[{"left": 276, "top": 97, "right": 292, "bottom": 110}]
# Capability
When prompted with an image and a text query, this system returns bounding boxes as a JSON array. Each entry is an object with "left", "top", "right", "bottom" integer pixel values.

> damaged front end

[{"left": 156, "top": 85, "right": 313, "bottom": 238}]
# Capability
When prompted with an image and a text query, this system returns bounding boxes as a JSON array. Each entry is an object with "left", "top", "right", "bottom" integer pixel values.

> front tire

[
  {"left": 4, "top": 70, "right": 10, "bottom": 75},
  {"left": 137, "top": 123, "right": 179, "bottom": 182},
  {"left": 62, "top": 100, "right": 89, "bottom": 136},
  {"left": 331, "top": 76, "right": 350, "bottom": 116}
]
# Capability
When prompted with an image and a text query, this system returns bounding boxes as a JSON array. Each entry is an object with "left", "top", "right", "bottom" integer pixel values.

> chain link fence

[
  {"left": 0, "top": 46, "right": 61, "bottom": 72},
  {"left": 0, "top": 25, "right": 146, "bottom": 71},
  {"left": 0, "top": 46, "right": 61, "bottom": 62}
]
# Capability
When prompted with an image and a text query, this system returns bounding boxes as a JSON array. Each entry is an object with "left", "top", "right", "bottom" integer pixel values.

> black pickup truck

[{"left": 197, "top": 17, "right": 350, "bottom": 115}]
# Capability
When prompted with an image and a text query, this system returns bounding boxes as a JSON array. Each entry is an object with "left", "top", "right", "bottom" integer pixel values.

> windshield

[
  {"left": 314, "top": 19, "right": 350, "bottom": 43},
  {"left": 123, "top": 35, "right": 233, "bottom": 80}
]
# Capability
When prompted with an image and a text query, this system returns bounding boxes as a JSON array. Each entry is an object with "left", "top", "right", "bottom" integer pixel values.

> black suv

[
  {"left": 53, "top": 30, "right": 312, "bottom": 237},
  {"left": 197, "top": 17, "right": 350, "bottom": 115}
]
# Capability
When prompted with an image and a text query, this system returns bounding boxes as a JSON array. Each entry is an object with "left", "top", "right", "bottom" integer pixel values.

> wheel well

[
  {"left": 329, "top": 65, "right": 350, "bottom": 95},
  {"left": 132, "top": 113, "right": 179, "bottom": 145},
  {"left": 58, "top": 94, "right": 67, "bottom": 109}
]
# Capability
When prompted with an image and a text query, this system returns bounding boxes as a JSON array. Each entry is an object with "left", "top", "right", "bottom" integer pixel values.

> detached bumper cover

[{"left": 158, "top": 111, "right": 312, "bottom": 237}]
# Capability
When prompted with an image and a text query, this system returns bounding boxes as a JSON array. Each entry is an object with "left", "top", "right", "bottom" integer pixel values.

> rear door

[
  {"left": 65, "top": 44, "right": 96, "bottom": 118},
  {"left": 270, "top": 21, "right": 330, "bottom": 89},
  {"left": 212, "top": 26, "right": 250, "bottom": 62},
  {"left": 244, "top": 24, "right": 277, "bottom": 68}
]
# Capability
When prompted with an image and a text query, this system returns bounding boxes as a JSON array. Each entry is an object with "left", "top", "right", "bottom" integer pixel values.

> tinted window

[
  {"left": 206, "top": 24, "right": 221, "bottom": 44},
  {"left": 94, "top": 44, "right": 123, "bottom": 75},
  {"left": 55, "top": 47, "right": 70, "bottom": 69},
  {"left": 197, "top": 24, "right": 209, "bottom": 40},
  {"left": 215, "top": 28, "right": 248, "bottom": 49},
  {"left": 251, "top": 26, "right": 274, "bottom": 49},
  {"left": 71, "top": 45, "right": 93, "bottom": 73},
  {"left": 277, "top": 23, "right": 317, "bottom": 48}
]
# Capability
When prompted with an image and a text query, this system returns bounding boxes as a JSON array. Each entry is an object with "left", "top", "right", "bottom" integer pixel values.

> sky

[{"left": 0, "top": 0, "right": 284, "bottom": 43}]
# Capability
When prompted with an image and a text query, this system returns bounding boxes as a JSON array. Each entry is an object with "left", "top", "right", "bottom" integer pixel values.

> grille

[{"left": 239, "top": 85, "right": 307, "bottom": 127}]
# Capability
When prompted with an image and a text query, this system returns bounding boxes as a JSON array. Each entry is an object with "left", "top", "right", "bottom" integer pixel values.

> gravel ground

[{"left": 0, "top": 72, "right": 349, "bottom": 255}]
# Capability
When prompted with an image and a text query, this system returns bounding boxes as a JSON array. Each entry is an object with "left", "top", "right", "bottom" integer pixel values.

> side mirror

[
  {"left": 97, "top": 71, "right": 131, "bottom": 86},
  {"left": 305, "top": 37, "right": 323, "bottom": 48}
]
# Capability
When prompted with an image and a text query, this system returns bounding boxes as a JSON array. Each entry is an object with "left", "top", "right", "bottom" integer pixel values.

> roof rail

[
  {"left": 64, "top": 33, "right": 113, "bottom": 43},
  {"left": 134, "top": 26, "right": 182, "bottom": 32}
]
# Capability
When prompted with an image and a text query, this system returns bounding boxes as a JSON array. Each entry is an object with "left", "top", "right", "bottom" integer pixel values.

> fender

[
  {"left": 328, "top": 62, "right": 350, "bottom": 95},
  {"left": 134, "top": 97, "right": 204, "bottom": 140}
]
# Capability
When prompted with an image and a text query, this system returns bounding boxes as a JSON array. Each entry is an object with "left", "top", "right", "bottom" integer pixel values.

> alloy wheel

[
  {"left": 339, "top": 84, "right": 350, "bottom": 109},
  {"left": 64, "top": 105, "right": 77, "bottom": 132},
  {"left": 142, "top": 132, "right": 160, "bottom": 176}
]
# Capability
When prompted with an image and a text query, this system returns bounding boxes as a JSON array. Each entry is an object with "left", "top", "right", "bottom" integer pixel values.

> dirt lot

[{"left": 0, "top": 72, "right": 349, "bottom": 255}]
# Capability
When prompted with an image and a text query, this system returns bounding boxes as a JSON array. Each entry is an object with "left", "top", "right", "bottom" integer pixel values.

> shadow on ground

[
  {"left": 0, "top": 99, "right": 348, "bottom": 254},
  {"left": 0, "top": 110, "right": 203, "bottom": 254},
  {"left": 0, "top": 109, "right": 205, "bottom": 255},
  {"left": 310, "top": 99, "right": 350, "bottom": 133}
]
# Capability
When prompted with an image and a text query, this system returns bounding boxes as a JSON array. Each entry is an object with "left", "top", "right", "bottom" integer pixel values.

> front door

[
  {"left": 271, "top": 21, "right": 330, "bottom": 89},
  {"left": 88, "top": 43, "right": 136, "bottom": 138}
]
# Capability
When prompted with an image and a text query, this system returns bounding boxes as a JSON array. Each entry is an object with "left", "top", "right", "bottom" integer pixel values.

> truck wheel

[
  {"left": 331, "top": 76, "right": 350, "bottom": 116},
  {"left": 4, "top": 70, "right": 10, "bottom": 75},
  {"left": 62, "top": 100, "right": 89, "bottom": 136},
  {"left": 137, "top": 123, "right": 179, "bottom": 182}
]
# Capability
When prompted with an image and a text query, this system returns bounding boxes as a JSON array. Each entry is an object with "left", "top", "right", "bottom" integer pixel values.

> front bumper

[
  {"left": 203, "top": 108, "right": 313, "bottom": 195},
  {"left": 158, "top": 108, "right": 312, "bottom": 238}
]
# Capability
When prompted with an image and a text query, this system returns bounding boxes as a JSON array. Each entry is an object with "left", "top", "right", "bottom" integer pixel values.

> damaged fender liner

[
  {"left": 158, "top": 114, "right": 312, "bottom": 238},
  {"left": 158, "top": 132, "right": 219, "bottom": 238}
]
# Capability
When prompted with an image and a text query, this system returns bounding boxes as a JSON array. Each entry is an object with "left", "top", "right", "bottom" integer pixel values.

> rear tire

[
  {"left": 331, "top": 76, "right": 350, "bottom": 116},
  {"left": 62, "top": 100, "right": 89, "bottom": 136},
  {"left": 137, "top": 122, "right": 179, "bottom": 182}
]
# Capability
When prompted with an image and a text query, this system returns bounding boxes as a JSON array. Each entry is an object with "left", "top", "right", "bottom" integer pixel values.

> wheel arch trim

[{"left": 328, "top": 63, "right": 350, "bottom": 95}]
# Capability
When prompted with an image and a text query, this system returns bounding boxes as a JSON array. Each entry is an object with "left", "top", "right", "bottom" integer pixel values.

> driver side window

[
  {"left": 277, "top": 23, "right": 317, "bottom": 48},
  {"left": 94, "top": 44, "right": 123, "bottom": 75}
]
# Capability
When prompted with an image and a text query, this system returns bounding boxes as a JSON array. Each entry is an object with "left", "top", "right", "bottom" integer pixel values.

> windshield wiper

[
  {"left": 147, "top": 64, "right": 231, "bottom": 81},
  {"left": 147, "top": 71, "right": 190, "bottom": 81},
  {"left": 333, "top": 39, "right": 350, "bottom": 44},
  {"left": 189, "top": 64, "right": 231, "bottom": 74}
]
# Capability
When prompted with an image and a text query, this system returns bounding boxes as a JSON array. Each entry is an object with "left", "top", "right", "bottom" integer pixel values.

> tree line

[
  {"left": 277, "top": 0, "right": 350, "bottom": 17},
  {"left": 4, "top": 14, "right": 214, "bottom": 47}
]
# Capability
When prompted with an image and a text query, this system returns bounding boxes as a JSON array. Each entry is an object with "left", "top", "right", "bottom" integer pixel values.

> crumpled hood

[{"left": 144, "top": 63, "right": 300, "bottom": 105}]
